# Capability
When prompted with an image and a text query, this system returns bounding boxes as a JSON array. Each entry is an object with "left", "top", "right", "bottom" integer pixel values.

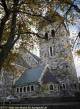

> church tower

[{"left": 39, "top": 22, "right": 77, "bottom": 81}]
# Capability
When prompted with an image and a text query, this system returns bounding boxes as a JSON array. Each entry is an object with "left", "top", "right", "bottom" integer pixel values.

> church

[{"left": 14, "top": 22, "right": 78, "bottom": 98}]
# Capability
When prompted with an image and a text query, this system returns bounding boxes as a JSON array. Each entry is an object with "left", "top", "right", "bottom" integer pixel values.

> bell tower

[{"left": 39, "top": 22, "right": 77, "bottom": 81}]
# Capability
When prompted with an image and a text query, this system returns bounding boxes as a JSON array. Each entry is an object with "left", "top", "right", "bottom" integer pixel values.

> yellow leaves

[
  {"left": 65, "top": 55, "right": 72, "bottom": 62},
  {"left": 64, "top": 43, "right": 69, "bottom": 48},
  {"left": 3, "top": 52, "right": 19, "bottom": 72},
  {"left": 1, "top": 21, "right": 11, "bottom": 43},
  {"left": 51, "top": 0, "right": 72, "bottom": 4},
  {"left": 53, "top": 0, "right": 72, "bottom": 5},
  {"left": 76, "top": 50, "right": 80, "bottom": 56},
  {"left": 51, "top": 0, "right": 60, "bottom": 4},
  {"left": 61, "top": 0, "right": 72, "bottom": 4},
  {"left": 26, "top": 0, "right": 36, "bottom": 4},
  {"left": 52, "top": 11, "right": 64, "bottom": 22},
  {"left": 38, "top": 11, "right": 64, "bottom": 30},
  {"left": 39, "top": 20, "right": 48, "bottom": 30}
]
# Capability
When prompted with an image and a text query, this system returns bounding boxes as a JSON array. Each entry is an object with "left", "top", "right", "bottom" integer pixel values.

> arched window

[
  {"left": 31, "top": 85, "right": 34, "bottom": 91},
  {"left": 23, "top": 87, "right": 26, "bottom": 92},
  {"left": 60, "top": 85, "right": 62, "bottom": 90},
  {"left": 62, "top": 84, "right": 66, "bottom": 89},
  {"left": 27, "top": 86, "right": 30, "bottom": 92},
  {"left": 51, "top": 29, "right": 55, "bottom": 37},
  {"left": 49, "top": 46, "right": 53, "bottom": 56},
  {"left": 50, "top": 84, "right": 54, "bottom": 91},
  {"left": 20, "top": 87, "right": 22, "bottom": 93},
  {"left": 45, "top": 32, "right": 48, "bottom": 41}
]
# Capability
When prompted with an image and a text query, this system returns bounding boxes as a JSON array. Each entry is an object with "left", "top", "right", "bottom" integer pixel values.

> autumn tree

[{"left": 0, "top": 0, "right": 80, "bottom": 72}]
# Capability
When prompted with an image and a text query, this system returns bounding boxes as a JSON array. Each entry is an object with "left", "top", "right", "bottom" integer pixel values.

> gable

[{"left": 41, "top": 68, "right": 59, "bottom": 84}]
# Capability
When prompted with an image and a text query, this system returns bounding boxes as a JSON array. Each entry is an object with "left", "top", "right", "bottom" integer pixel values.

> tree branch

[
  {"left": 18, "top": 10, "right": 52, "bottom": 23},
  {"left": 0, "top": 0, "right": 11, "bottom": 42},
  {"left": 0, "top": 0, "right": 19, "bottom": 70},
  {"left": 1, "top": 0, "right": 9, "bottom": 13},
  {"left": 0, "top": 12, "right": 10, "bottom": 42},
  {"left": 16, "top": 31, "right": 45, "bottom": 39}
]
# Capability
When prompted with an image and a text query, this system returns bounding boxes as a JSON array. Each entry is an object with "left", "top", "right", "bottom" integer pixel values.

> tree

[{"left": 0, "top": 0, "right": 80, "bottom": 71}]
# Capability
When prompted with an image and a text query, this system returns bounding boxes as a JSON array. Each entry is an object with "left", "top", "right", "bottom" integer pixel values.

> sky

[
  {"left": 73, "top": 54, "right": 80, "bottom": 77},
  {"left": 69, "top": 25, "right": 80, "bottom": 77}
]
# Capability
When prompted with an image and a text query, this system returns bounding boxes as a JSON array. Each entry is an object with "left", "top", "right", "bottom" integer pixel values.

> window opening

[
  {"left": 51, "top": 29, "right": 55, "bottom": 37},
  {"left": 50, "top": 84, "right": 54, "bottom": 90},
  {"left": 45, "top": 32, "right": 48, "bottom": 41},
  {"left": 23, "top": 87, "right": 26, "bottom": 92},
  {"left": 27, "top": 86, "right": 30, "bottom": 92},
  {"left": 50, "top": 46, "right": 53, "bottom": 56},
  {"left": 31, "top": 85, "right": 34, "bottom": 91},
  {"left": 20, "top": 87, "right": 22, "bottom": 93}
]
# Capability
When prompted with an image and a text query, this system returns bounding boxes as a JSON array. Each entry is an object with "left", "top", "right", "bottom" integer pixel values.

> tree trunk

[
  {"left": 0, "top": 13, "right": 10, "bottom": 42},
  {"left": 0, "top": 0, "right": 19, "bottom": 70}
]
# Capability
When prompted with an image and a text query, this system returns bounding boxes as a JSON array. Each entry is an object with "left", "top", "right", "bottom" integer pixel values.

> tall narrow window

[
  {"left": 27, "top": 86, "right": 30, "bottom": 92},
  {"left": 51, "top": 29, "right": 55, "bottom": 37},
  {"left": 62, "top": 84, "right": 66, "bottom": 89},
  {"left": 23, "top": 87, "right": 26, "bottom": 92},
  {"left": 45, "top": 32, "right": 48, "bottom": 41},
  {"left": 20, "top": 87, "right": 22, "bottom": 93},
  {"left": 31, "top": 85, "right": 34, "bottom": 91},
  {"left": 50, "top": 84, "right": 54, "bottom": 91},
  {"left": 60, "top": 85, "right": 62, "bottom": 90},
  {"left": 50, "top": 46, "right": 53, "bottom": 56}
]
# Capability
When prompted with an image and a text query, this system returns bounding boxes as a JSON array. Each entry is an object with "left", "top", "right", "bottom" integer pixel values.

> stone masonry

[{"left": 39, "top": 22, "right": 77, "bottom": 82}]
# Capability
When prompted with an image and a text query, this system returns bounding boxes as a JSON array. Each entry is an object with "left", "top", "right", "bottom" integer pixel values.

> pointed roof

[
  {"left": 16, "top": 55, "right": 31, "bottom": 68},
  {"left": 15, "top": 65, "right": 44, "bottom": 87},
  {"left": 15, "top": 65, "right": 60, "bottom": 87},
  {"left": 41, "top": 69, "right": 59, "bottom": 84}
]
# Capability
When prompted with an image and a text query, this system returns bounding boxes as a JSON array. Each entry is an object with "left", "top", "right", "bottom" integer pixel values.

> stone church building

[{"left": 14, "top": 22, "right": 78, "bottom": 98}]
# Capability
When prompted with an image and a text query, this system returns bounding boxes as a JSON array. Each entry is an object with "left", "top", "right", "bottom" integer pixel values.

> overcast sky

[{"left": 70, "top": 24, "right": 80, "bottom": 77}]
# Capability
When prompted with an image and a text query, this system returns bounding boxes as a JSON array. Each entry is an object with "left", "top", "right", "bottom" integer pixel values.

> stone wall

[
  {"left": 0, "top": 69, "right": 13, "bottom": 99},
  {"left": 39, "top": 22, "right": 77, "bottom": 81}
]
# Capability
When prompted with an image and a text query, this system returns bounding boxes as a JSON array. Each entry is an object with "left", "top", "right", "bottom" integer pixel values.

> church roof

[
  {"left": 15, "top": 65, "right": 44, "bottom": 87},
  {"left": 15, "top": 65, "right": 60, "bottom": 87},
  {"left": 41, "top": 69, "right": 59, "bottom": 84},
  {"left": 16, "top": 55, "right": 31, "bottom": 68}
]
